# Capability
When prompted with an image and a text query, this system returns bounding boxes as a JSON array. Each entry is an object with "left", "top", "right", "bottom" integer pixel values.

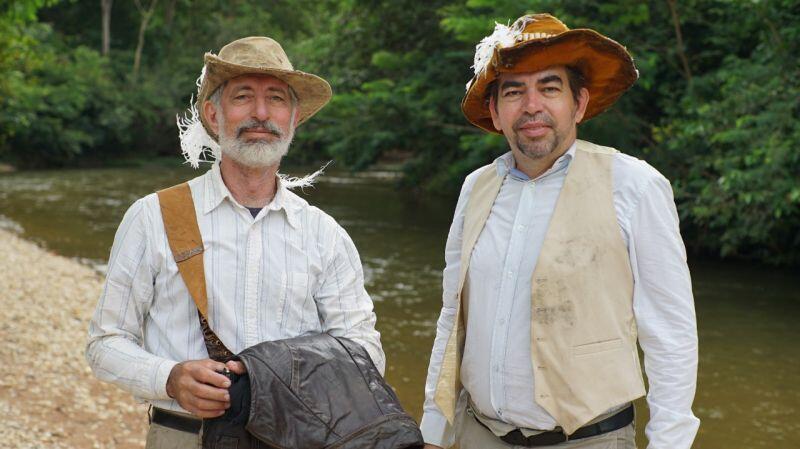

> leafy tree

[{"left": 2, "top": 0, "right": 798, "bottom": 264}]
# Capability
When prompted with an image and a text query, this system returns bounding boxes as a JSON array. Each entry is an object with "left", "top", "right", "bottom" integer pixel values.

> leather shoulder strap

[{"left": 157, "top": 182, "right": 233, "bottom": 360}]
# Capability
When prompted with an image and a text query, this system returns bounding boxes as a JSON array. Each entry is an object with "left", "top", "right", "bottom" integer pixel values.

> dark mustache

[
  {"left": 235, "top": 119, "right": 283, "bottom": 138},
  {"left": 513, "top": 112, "right": 555, "bottom": 130}
]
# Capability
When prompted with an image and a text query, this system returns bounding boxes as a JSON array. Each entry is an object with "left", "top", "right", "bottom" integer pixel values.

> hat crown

[
  {"left": 217, "top": 36, "right": 294, "bottom": 71},
  {"left": 512, "top": 13, "right": 569, "bottom": 38}
]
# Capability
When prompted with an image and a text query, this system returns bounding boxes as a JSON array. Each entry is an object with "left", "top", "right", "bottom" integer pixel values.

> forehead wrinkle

[
  {"left": 226, "top": 74, "right": 290, "bottom": 93},
  {"left": 500, "top": 67, "right": 566, "bottom": 83}
]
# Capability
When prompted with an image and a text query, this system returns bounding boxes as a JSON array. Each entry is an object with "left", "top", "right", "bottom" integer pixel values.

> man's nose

[
  {"left": 252, "top": 97, "right": 271, "bottom": 121},
  {"left": 522, "top": 89, "right": 544, "bottom": 115}
]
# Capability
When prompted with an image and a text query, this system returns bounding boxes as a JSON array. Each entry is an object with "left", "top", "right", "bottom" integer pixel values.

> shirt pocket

[
  {"left": 277, "top": 272, "right": 321, "bottom": 336},
  {"left": 572, "top": 338, "right": 623, "bottom": 357}
]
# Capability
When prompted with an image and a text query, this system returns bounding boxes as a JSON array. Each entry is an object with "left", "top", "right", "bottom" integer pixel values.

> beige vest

[{"left": 433, "top": 140, "right": 645, "bottom": 434}]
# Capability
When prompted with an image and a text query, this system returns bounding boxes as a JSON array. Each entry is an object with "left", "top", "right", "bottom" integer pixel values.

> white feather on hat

[{"left": 472, "top": 22, "right": 519, "bottom": 77}]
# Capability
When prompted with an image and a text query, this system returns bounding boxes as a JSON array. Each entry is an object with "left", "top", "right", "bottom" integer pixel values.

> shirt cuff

[
  {"left": 420, "top": 410, "right": 456, "bottom": 448},
  {"left": 645, "top": 403, "right": 701, "bottom": 449},
  {"left": 152, "top": 358, "right": 179, "bottom": 400}
]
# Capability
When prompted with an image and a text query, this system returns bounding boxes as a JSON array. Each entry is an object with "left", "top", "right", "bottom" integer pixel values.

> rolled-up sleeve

[
  {"left": 85, "top": 197, "right": 178, "bottom": 401},
  {"left": 420, "top": 172, "right": 478, "bottom": 447},
  {"left": 316, "top": 221, "right": 385, "bottom": 375},
  {"left": 629, "top": 175, "right": 701, "bottom": 449}
]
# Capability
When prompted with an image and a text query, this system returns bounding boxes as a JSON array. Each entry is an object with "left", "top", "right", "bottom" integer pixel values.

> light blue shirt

[
  {"left": 422, "top": 142, "right": 699, "bottom": 449},
  {"left": 461, "top": 144, "right": 575, "bottom": 428}
]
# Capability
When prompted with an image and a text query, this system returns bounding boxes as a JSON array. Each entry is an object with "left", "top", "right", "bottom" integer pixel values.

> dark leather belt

[
  {"left": 476, "top": 404, "right": 634, "bottom": 447},
  {"left": 151, "top": 407, "right": 202, "bottom": 434}
]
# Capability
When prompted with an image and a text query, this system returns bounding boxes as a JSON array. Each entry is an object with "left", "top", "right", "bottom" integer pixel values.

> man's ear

[
  {"left": 292, "top": 109, "right": 301, "bottom": 128},
  {"left": 489, "top": 96, "right": 502, "bottom": 131},
  {"left": 574, "top": 87, "right": 590, "bottom": 124},
  {"left": 203, "top": 101, "right": 220, "bottom": 135}
]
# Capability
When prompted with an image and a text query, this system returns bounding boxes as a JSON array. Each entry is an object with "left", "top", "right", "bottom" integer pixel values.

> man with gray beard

[{"left": 86, "top": 37, "right": 385, "bottom": 449}]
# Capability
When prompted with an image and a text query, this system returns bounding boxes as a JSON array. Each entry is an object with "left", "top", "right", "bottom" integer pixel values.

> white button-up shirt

[
  {"left": 422, "top": 143, "right": 699, "bottom": 448},
  {"left": 86, "top": 163, "right": 384, "bottom": 413}
]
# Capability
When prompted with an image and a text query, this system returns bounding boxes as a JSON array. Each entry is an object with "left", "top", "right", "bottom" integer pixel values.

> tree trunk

[
  {"left": 164, "top": 0, "right": 177, "bottom": 26},
  {"left": 666, "top": 0, "right": 692, "bottom": 83},
  {"left": 132, "top": 0, "right": 159, "bottom": 82},
  {"left": 101, "top": 0, "right": 112, "bottom": 56}
]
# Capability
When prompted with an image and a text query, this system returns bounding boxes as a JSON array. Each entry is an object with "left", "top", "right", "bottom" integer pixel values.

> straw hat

[
  {"left": 462, "top": 14, "right": 638, "bottom": 134},
  {"left": 177, "top": 36, "right": 331, "bottom": 168}
]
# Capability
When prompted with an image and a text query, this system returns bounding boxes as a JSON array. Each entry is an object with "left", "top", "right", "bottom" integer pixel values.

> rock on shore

[{"left": 0, "top": 229, "right": 147, "bottom": 448}]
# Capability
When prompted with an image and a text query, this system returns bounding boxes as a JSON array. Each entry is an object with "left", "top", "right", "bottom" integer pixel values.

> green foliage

[
  {"left": 1, "top": 0, "right": 798, "bottom": 264},
  {"left": 0, "top": 23, "right": 133, "bottom": 166},
  {"left": 651, "top": 1, "right": 800, "bottom": 264}
]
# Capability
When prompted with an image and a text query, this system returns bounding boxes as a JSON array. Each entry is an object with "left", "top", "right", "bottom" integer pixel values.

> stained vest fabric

[
  {"left": 202, "top": 333, "right": 424, "bottom": 449},
  {"left": 433, "top": 140, "right": 646, "bottom": 434}
]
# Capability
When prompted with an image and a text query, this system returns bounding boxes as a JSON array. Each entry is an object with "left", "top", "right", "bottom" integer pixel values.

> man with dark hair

[
  {"left": 421, "top": 14, "right": 699, "bottom": 449},
  {"left": 485, "top": 65, "right": 586, "bottom": 110}
]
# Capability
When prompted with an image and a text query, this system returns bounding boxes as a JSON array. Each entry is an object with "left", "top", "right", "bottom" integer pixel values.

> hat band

[{"left": 516, "top": 32, "right": 556, "bottom": 41}]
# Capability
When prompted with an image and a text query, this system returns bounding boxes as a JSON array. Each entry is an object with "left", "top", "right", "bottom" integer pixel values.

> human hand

[
  {"left": 225, "top": 359, "right": 247, "bottom": 375},
  {"left": 166, "top": 359, "right": 232, "bottom": 418}
]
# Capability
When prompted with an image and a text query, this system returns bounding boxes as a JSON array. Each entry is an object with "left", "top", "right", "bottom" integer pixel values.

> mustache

[
  {"left": 513, "top": 112, "right": 555, "bottom": 131},
  {"left": 235, "top": 119, "right": 284, "bottom": 138}
]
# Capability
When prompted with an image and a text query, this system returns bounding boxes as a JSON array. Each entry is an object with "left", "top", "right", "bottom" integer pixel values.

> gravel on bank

[{"left": 0, "top": 228, "right": 147, "bottom": 449}]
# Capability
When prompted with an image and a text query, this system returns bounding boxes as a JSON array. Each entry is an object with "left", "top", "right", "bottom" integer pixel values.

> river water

[{"left": 0, "top": 164, "right": 797, "bottom": 448}]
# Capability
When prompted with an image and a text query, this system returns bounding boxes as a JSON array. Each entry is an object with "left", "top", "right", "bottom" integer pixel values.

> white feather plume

[
  {"left": 176, "top": 96, "right": 220, "bottom": 169},
  {"left": 278, "top": 161, "right": 332, "bottom": 190},
  {"left": 196, "top": 65, "right": 206, "bottom": 90},
  {"left": 472, "top": 22, "right": 518, "bottom": 76}
]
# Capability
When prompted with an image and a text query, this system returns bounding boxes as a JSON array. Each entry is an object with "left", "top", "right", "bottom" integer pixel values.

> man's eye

[
  {"left": 503, "top": 90, "right": 522, "bottom": 97},
  {"left": 271, "top": 96, "right": 286, "bottom": 102},
  {"left": 543, "top": 86, "right": 560, "bottom": 93},
  {"left": 234, "top": 95, "right": 248, "bottom": 100}
]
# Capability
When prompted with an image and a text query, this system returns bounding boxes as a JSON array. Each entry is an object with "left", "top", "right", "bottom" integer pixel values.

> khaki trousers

[
  {"left": 145, "top": 422, "right": 201, "bottom": 449},
  {"left": 455, "top": 408, "right": 636, "bottom": 449}
]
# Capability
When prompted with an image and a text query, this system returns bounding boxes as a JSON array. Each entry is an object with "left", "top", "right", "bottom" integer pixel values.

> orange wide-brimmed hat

[{"left": 462, "top": 13, "right": 638, "bottom": 134}]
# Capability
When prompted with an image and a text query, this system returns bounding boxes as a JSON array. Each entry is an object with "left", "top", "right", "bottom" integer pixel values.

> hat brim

[
  {"left": 462, "top": 29, "right": 638, "bottom": 134},
  {"left": 198, "top": 54, "right": 333, "bottom": 141}
]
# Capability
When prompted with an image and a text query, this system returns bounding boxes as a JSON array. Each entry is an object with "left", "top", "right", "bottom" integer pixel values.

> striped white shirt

[{"left": 86, "top": 162, "right": 385, "bottom": 413}]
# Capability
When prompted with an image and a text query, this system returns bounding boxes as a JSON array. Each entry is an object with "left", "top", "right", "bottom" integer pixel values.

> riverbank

[{"left": 0, "top": 228, "right": 146, "bottom": 448}]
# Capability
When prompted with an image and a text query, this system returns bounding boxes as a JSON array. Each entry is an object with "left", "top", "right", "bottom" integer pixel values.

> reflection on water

[{"left": 1, "top": 164, "right": 798, "bottom": 448}]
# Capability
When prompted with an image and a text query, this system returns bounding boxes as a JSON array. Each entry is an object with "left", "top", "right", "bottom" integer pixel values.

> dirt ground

[{"left": 0, "top": 229, "right": 148, "bottom": 448}]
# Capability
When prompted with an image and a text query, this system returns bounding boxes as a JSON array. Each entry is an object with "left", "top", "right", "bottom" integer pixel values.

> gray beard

[{"left": 218, "top": 119, "right": 294, "bottom": 169}]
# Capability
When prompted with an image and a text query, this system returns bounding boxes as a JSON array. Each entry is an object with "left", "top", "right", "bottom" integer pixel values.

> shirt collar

[
  {"left": 204, "top": 162, "right": 301, "bottom": 229},
  {"left": 495, "top": 140, "right": 577, "bottom": 181}
]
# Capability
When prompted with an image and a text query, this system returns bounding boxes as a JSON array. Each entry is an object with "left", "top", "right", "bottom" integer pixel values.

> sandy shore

[{"left": 0, "top": 228, "right": 147, "bottom": 448}]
